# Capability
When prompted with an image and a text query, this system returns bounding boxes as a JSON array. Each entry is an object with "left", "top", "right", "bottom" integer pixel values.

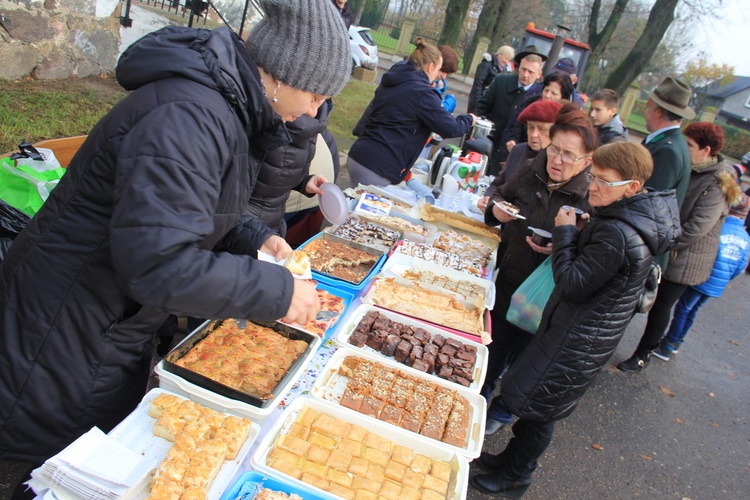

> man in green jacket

[
  {"left": 617, "top": 76, "right": 694, "bottom": 373},
  {"left": 474, "top": 45, "right": 546, "bottom": 175}
]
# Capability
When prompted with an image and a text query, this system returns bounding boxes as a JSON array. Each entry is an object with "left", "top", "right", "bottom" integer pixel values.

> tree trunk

[
  {"left": 354, "top": 0, "right": 367, "bottom": 26},
  {"left": 462, "top": 0, "right": 513, "bottom": 75},
  {"left": 439, "top": 0, "right": 471, "bottom": 46},
  {"left": 489, "top": 0, "right": 514, "bottom": 51},
  {"left": 603, "top": 0, "right": 680, "bottom": 96},
  {"left": 582, "top": 0, "right": 629, "bottom": 88}
]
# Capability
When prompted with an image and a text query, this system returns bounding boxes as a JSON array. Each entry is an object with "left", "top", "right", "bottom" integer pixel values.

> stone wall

[{"left": 0, "top": 0, "right": 121, "bottom": 79}]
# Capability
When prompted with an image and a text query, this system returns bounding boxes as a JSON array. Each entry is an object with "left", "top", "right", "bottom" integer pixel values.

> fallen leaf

[
  {"left": 729, "top": 340, "right": 740, "bottom": 346},
  {"left": 592, "top": 443, "right": 604, "bottom": 450},
  {"left": 675, "top": 418, "right": 683, "bottom": 424},
  {"left": 708, "top": 392, "right": 715, "bottom": 397},
  {"left": 659, "top": 386, "right": 676, "bottom": 397},
  {"left": 730, "top": 373, "right": 737, "bottom": 379},
  {"left": 638, "top": 455, "right": 653, "bottom": 461},
  {"left": 709, "top": 422, "right": 720, "bottom": 428}
]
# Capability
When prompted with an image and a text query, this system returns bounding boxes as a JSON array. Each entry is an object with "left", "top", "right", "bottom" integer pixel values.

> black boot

[
  {"left": 617, "top": 352, "right": 651, "bottom": 372},
  {"left": 470, "top": 471, "right": 531, "bottom": 498},
  {"left": 475, "top": 450, "right": 511, "bottom": 471}
]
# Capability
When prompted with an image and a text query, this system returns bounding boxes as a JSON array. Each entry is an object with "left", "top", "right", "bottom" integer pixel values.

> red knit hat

[{"left": 519, "top": 99, "right": 564, "bottom": 124}]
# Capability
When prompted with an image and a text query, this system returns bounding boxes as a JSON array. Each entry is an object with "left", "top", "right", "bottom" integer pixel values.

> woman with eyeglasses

[
  {"left": 472, "top": 142, "right": 680, "bottom": 498},
  {"left": 347, "top": 38, "right": 476, "bottom": 187},
  {"left": 480, "top": 103, "right": 595, "bottom": 436}
]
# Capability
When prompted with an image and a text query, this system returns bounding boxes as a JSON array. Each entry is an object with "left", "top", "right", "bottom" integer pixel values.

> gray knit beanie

[{"left": 247, "top": 0, "right": 351, "bottom": 97}]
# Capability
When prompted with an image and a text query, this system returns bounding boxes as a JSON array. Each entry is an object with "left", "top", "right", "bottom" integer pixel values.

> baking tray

[
  {"left": 108, "top": 388, "right": 260, "bottom": 500},
  {"left": 251, "top": 397, "right": 470, "bottom": 500},
  {"left": 162, "top": 319, "right": 320, "bottom": 409},
  {"left": 220, "top": 471, "right": 328, "bottom": 500},
  {"left": 421, "top": 203, "right": 501, "bottom": 243},
  {"left": 310, "top": 348, "right": 486, "bottom": 459},
  {"left": 334, "top": 304, "right": 488, "bottom": 392},
  {"left": 323, "top": 214, "right": 402, "bottom": 254},
  {"left": 381, "top": 252, "right": 495, "bottom": 310},
  {"left": 357, "top": 211, "right": 439, "bottom": 245},
  {"left": 298, "top": 232, "right": 387, "bottom": 291}
]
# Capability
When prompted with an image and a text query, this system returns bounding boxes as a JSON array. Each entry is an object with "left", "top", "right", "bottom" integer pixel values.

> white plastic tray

[
  {"left": 251, "top": 397, "right": 470, "bottom": 500},
  {"left": 108, "top": 388, "right": 260, "bottom": 500},
  {"left": 380, "top": 252, "right": 495, "bottom": 310},
  {"left": 361, "top": 277, "right": 490, "bottom": 342},
  {"left": 155, "top": 322, "right": 321, "bottom": 421},
  {"left": 310, "top": 347, "right": 486, "bottom": 459},
  {"left": 334, "top": 304, "right": 488, "bottom": 392}
]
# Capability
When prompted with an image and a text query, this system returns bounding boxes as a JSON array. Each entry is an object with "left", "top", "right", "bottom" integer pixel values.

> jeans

[
  {"left": 481, "top": 312, "right": 534, "bottom": 423},
  {"left": 635, "top": 279, "right": 688, "bottom": 354},
  {"left": 664, "top": 287, "right": 710, "bottom": 347},
  {"left": 495, "top": 417, "right": 555, "bottom": 480}
]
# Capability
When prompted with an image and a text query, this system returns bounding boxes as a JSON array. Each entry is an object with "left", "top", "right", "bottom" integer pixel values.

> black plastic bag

[{"left": 0, "top": 198, "right": 31, "bottom": 263}]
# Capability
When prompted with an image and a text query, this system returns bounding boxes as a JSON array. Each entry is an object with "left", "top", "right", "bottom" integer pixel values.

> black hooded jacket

[
  {"left": 0, "top": 27, "right": 296, "bottom": 463},
  {"left": 501, "top": 189, "right": 681, "bottom": 421}
]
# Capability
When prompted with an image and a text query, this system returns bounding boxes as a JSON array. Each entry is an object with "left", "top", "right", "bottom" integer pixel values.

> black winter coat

[
  {"left": 502, "top": 190, "right": 681, "bottom": 421},
  {"left": 468, "top": 54, "right": 506, "bottom": 113},
  {"left": 247, "top": 106, "right": 338, "bottom": 236},
  {"left": 0, "top": 27, "right": 296, "bottom": 463},
  {"left": 486, "top": 150, "right": 592, "bottom": 318},
  {"left": 350, "top": 60, "right": 473, "bottom": 184}
]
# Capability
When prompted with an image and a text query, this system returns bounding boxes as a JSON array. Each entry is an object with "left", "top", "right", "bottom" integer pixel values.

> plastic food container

[
  {"left": 109, "top": 388, "right": 260, "bottom": 500},
  {"left": 335, "top": 304, "right": 488, "bottom": 392},
  {"left": 156, "top": 320, "right": 320, "bottom": 421},
  {"left": 251, "top": 397, "right": 470, "bottom": 500},
  {"left": 310, "top": 347, "right": 486, "bottom": 458},
  {"left": 220, "top": 471, "right": 327, "bottom": 500},
  {"left": 380, "top": 252, "right": 495, "bottom": 310}
]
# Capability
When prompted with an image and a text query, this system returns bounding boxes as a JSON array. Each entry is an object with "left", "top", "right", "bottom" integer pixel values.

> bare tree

[
  {"left": 581, "top": 0, "right": 629, "bottom": 85},
  {"left": 439, "top": 0, "right": 471, "bottom": 46},
  {"left": 603, "top": 0, "right": 681, "bottom": 95},
  {"left": 461, "top": 0, "right": 513, "bottom": 75}
]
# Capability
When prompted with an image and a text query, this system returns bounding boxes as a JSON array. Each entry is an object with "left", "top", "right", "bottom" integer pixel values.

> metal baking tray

[
  {"left": 323, "top": 214, "right": 402, "bottom": 254},
  {"left": 298, "top": 232, "right": 386, "bottom": 288},
  {"left": 162, "top": 319, "right": 318, "bottom": 409}
]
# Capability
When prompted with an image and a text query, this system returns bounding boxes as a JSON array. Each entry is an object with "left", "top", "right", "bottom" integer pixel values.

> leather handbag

[{"left": 636, "top": 263, "right": 662, "bottom": 314}]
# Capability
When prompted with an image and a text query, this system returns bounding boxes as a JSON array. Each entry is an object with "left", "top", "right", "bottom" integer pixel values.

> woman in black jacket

[{"left": 471, "top": 142, "right": 681, "bottom": 498}]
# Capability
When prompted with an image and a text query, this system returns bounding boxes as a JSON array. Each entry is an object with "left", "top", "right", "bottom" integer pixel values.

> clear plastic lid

[{"left": 318, "top": 182, "right": 349, "bottom": 225}]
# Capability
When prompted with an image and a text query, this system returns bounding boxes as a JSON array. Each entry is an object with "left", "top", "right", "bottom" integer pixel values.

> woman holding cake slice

[{"left": 472, "top": 142, "right": 680, "bottom": 498}]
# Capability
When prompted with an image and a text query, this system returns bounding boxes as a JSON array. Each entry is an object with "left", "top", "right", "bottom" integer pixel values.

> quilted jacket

[
  {"left": 0, "top": 27, "right": 296, "bottom": 463},
  {"left": 501, "top": 189, "right": 681, "bottom": 421}
]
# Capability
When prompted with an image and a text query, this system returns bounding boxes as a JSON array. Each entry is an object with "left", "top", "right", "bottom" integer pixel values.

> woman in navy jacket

[{"left": 347, "top": 38, "right": 475, "bottom": 187}]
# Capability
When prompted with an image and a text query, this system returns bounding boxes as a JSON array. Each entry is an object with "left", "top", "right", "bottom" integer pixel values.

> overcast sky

[{"left": 700, "top": 1, "right": 750, "bottom": 76}]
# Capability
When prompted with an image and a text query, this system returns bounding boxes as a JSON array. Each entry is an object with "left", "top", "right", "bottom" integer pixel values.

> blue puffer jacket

[
  {"left": 350, "top": 60, "right": 473, "bottom": 184},
  {"left": 693, "top": 216, "right": 750, "bottom": 297}
]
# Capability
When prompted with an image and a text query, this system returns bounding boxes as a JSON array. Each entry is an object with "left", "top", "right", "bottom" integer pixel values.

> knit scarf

[{"left": 692, "top": 157, "right": 717, "bottom": 172}]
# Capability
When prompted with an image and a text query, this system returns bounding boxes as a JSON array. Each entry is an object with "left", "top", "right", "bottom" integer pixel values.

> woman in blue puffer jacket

[{"left": 653, "top": 193, "right": 750, "bottom": 360}]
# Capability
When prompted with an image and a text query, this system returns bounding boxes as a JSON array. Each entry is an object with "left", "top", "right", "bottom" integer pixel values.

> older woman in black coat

[{"left": 471, "top": 142, "right": 681, "bottom": 498}]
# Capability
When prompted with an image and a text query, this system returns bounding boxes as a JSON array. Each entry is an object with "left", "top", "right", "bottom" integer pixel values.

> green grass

[
  {"left": 0, "top": 78, "right": 127, "bottom": 153},
  {"left": 325, "top": 79, "right": 377, "bottom": 144},
  {"left": 0, "top": 75, "right": 376, "bottom": 154}
]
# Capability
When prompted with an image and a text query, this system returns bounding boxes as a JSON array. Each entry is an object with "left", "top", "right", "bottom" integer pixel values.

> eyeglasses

[
  {"left": 547, "top": 145, "right": 590, "bottom": 164},
  {"left": 585, "top": 172, "right": 635, "bottom": 187}
]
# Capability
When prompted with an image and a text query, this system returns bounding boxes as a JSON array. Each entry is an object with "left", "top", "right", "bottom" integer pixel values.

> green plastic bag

[
  {"left": 0, "top": 157, "right": 66, "bottom": 217},
  {"left": 506, "top": 256, "right": 556, "bottom": 334}
]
